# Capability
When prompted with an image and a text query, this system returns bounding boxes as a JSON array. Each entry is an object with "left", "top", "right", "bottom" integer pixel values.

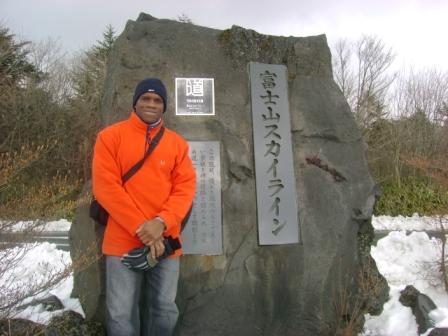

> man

[{"left": 92, "top": 78, "right": 196, "bottom": 335}]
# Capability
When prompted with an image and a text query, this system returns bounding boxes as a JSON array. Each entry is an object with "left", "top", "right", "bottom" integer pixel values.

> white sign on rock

[
  {"left": 175, "top": 78, "right": 215, "bottom": 116},
  {"left": 182, "top": 141, "right": 222, "bottom": 255}
]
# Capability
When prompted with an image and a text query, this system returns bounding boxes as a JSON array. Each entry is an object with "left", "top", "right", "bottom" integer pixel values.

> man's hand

[
  {"left": 149, "top": 237, "right": 166, "bottom": 259},
  {"left": 136, "top": 218, "right": 165, "bottom": 246}
]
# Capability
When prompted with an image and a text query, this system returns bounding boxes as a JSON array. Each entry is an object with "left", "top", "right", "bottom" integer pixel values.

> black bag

[
  {"left": 89, "top": 199, "right": 109, "bottom": 226},
  {"left": 90, "top": 127, "right": 165, "bottom": 225}
]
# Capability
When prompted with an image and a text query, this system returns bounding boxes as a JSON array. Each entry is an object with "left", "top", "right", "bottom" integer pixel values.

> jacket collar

[{"left": 129, "top": 111, "right": 163, "bottom": 133}]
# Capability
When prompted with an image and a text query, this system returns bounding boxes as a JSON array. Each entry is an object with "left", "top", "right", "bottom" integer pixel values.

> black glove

[
  {"left": 121, "top": 246, "right": 156, "bottom": 272},
  {"left": 121, "top": 237, "right": 180, "bottom": 272}
]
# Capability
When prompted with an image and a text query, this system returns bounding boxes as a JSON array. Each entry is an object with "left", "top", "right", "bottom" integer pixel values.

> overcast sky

[{"left": 1, "top": 0, "right": 447, "bottom": 70}]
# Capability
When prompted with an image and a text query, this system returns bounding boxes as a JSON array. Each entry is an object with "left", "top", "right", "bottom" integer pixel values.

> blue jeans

[{"left": 105, "top": 256, "right": 180, "bottom": 336}]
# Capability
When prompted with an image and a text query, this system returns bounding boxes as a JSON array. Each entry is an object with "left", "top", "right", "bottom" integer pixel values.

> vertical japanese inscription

[
  {"left": 249, "top": 62, "right": 300, "bottom": 245},
  {"left": 182, "top": 141, "right": 222, "bottom": 255}
]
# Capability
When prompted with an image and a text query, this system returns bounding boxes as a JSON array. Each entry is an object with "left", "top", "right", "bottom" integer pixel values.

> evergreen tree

[
  {"left": 67, "top": 25, "right": 117, "bottom": 179},
  {"left": 71, "top": 24, "right": 116, "bottom": 108},
  {"left": 0, "top": 25, "right": 39, "bottom": 86}
]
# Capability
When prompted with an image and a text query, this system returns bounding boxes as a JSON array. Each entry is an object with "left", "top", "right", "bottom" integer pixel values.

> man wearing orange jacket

[{"left": 92, "top": 78, "right": 196, "bottom": 336}]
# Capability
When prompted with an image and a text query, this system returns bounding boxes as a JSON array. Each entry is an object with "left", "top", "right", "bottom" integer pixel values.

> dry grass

[
  {"left": 0, "top": 143, "right": 96, "bottom": 324},
  {"left": 333, "top": 258, "right": 389, "bottom": 336}
]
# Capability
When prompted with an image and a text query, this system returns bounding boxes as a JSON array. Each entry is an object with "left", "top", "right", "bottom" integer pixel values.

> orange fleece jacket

[{"left": 92, "top": 112, "right": 196, "bottom": 256}]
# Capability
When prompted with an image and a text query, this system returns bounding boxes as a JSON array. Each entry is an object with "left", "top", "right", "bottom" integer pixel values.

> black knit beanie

[{"left": 132, "top": 78, "right": 167, "bottom": 112}]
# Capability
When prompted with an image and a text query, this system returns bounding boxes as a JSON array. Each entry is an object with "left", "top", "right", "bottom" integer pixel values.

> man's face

[{"left": 134, "top": 92, "right": 164, "bottom": 124}]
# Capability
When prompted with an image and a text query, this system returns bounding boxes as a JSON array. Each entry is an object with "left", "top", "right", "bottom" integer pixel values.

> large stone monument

[{"left": 70, "top": 13, "right": 388, "bottom": 335}]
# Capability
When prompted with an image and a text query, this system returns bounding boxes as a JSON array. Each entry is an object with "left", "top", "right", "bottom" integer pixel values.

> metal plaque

[
  {"left": 182, "top": 141, "right": 222, "bottom": 255},
  {"left": 249, "top": 62, "right": 300, "bottom": 245},
  {"left": 175, "top": 78, "right": 215, "bottom": 115}
]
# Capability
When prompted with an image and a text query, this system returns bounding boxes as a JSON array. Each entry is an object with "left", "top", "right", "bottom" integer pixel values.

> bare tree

[
  {"left": 30, "top": 38, "right": 73, "bottom": 103},
  {"left": 403, "top": 155, "right": 448, "bottom": 292},
  {"left": 333, "top": 39, "right": 355, "bottom": 106},
  {"left": 177, "top": 13, "right": 193, "bottom": 24},
  {"left": 392, "top": 68, "right": 448, "bottom": 122},
  {"left": 332, "top": 35, "right": 396, "bottom": 129},
  {"left": 388, "top": 68, "right": 448, "bottom": 166}
]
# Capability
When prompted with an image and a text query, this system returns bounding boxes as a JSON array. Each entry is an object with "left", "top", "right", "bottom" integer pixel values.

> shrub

[{"left": 374, "top": 176, "right": 448, "bottom": 216}]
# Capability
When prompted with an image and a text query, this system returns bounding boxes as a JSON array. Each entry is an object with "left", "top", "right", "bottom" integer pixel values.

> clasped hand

[{"left": 136, "top": 218, "right": 166, "bottom": 259}]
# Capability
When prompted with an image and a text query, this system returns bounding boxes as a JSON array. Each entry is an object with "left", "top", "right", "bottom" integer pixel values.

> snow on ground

[
  {"left": 373, "top": 214, "right": 444, "bottom": 231},
  {"left": 8, "top": 218, "right": 72, "bottom": 232},
  {"left": 0, "top": 219, "right": 83, "bottom": 325},
  {"left": 3, "top": 216, "right": 448, "bottom": 334},
  {"left": 362, "top": 215, "right": 448, "bottom": 336},
  {"left": 8, "top": 242, "right": 83, "bottom": 324}
]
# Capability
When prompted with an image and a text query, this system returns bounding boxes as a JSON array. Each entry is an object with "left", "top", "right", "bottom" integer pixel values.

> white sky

[{"left": 1, "top": 0, "right": 448, "bottom": 70}]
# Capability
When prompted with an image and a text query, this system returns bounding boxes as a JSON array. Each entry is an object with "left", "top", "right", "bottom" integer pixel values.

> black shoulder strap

[
  {"left": 122, "top": 126, "right": 165, "bottom": 184},
  {"left": 181, "top": 204, "right": 193, "bottom": 231}
]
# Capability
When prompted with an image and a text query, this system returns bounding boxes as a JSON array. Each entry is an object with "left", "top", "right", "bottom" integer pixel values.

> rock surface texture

[
  {"left": 400, "top": 285, "right": 437, "bottom": 334},
  {"left": 71, "top": 13, "right": 388, "bottom": 336}
]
